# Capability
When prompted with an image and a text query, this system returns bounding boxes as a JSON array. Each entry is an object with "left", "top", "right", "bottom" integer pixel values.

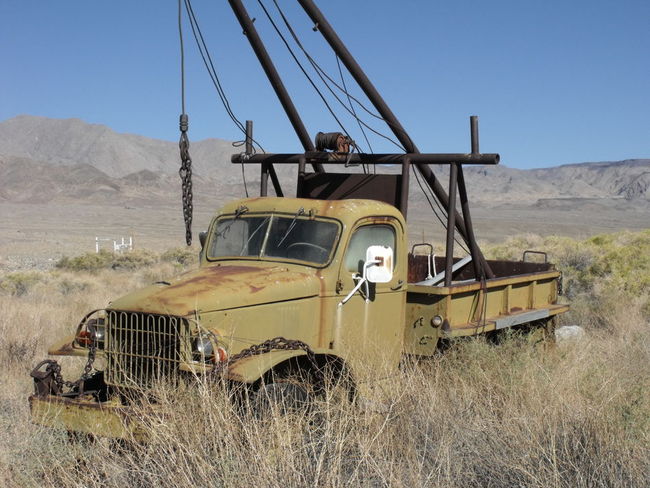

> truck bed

[{"left": 403, "top": 254, "right": 568, "bottom": 355}]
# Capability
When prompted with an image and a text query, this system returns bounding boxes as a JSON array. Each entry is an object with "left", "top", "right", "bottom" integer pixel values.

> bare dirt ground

[
  {"left": 1, "top": 197, "right": 648, "bottom": 271},
  {"left": 0, "top": 202, "right": 208, "bottom": 271}
]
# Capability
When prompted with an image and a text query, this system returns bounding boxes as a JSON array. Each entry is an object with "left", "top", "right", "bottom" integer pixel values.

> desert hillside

[
  {"left": 0, "top": 115, "right": 648, "bottom": 266},
  {"left": 1, "top": 115, "right": 649, "bottom": 205}
]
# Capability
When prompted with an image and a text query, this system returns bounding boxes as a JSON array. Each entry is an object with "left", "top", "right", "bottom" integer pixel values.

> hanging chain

[
  {"left": 179, "top": 114, "right": 193, "bottom": 246},
  {"left": 211, "top": 336, "right": 322, "bottom": 382},
  {"left": 81, "top": 341, "right": 97, "bottom": 381},
  {"left": 30, "top": 310, "right": 100, "bottom": 396},
  {"left": 30, "top": 341, "right": 97, "bottom": 395}
]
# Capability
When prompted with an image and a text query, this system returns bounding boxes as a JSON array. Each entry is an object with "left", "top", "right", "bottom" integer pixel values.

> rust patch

[
  {"left": 177, "top": 265, "right": 258, "bottom": 287},
  {"left": 53, "top": 342, "right": 74, "bottom": 354},
  {"left": 149, "top": 265, "right": 262, "bottom": 308},
  {"left": 243, "top": 197, "right": 263, "bottom": 204},
  {"left": 510, "top": 307, "right": 523, "bottom": 313},
  {"left": 228, "top": 354, "right": 259, "bottom": 369},
  {"left": 270, "top": 273, "right": 307, "bottom": 284},
  {"left": 114, "top": 265, "right": 319, "bottom": 316}
]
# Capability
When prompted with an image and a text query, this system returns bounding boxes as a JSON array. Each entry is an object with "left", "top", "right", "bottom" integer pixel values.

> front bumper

[{"left": 29, "top": 394, "right": 147, "bottom": 440}]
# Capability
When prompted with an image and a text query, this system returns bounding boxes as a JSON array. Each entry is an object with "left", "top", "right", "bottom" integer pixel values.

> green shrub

[
  {"left": 160, "top": 247, "right": 197, "bottom": 267},
  {"left": 0, "top": 272, "right": 46, "bottom": 296},
  {"left": 110, "top": 249, "right": 158, "bottom": 270},
  {"left": 55, "top": 250, "right": 114, "bottom": 271},
  {"left": 484, "top": 230, "right": 650, "bottom": 322},
  {"left": 56, "top": 249, "right": 158, "bottom": 271}
]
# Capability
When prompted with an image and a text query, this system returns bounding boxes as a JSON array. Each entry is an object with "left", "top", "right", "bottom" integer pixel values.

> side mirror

[
  {"left": 365, "top": 245, "right": 393, "bottom": 283},
  {"left": 199, "top": 231, "right": 207, "bottom": 249},
  {"left": 339, "top": 245, "right": 394, "bottom": 306}
]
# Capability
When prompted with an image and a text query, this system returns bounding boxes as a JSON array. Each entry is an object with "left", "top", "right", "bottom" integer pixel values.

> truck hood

[{"left": 108, "top": 264, "right": 320, "bottom": 316}]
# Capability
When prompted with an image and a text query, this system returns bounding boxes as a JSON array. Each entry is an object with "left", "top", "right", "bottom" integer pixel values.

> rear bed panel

[{"left": 404, "top": 266, "right": 565, "bottom": 355}]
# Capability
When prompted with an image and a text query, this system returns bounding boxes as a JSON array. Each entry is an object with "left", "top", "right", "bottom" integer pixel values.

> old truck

[{"left": 29, "top": 0, "right": 567, "bottom": 438}]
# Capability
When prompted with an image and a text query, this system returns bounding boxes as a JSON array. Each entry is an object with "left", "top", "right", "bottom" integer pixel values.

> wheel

[
  {"left": 252, "top": 379, "right": 312, "bottom": 417},
  {"left": 252, "top": 361, "right": 355, "bottom": 418},
  {"left": 285, "top": 242, "right": 328, "bottom": 261}
]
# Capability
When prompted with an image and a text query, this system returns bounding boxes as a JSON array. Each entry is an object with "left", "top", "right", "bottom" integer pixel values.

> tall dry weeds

[{"left": 0, "top": 238, "right": 648, "bottom": 487}]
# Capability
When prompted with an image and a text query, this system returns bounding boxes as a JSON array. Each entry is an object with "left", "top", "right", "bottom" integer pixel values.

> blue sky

[{"left": 1, "top": 0, "right": 648, "bottom": 169}]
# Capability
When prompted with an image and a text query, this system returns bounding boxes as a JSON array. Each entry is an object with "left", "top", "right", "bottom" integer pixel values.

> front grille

[{"left": 105, "top": 310, "right": 190, "bottom": 388}]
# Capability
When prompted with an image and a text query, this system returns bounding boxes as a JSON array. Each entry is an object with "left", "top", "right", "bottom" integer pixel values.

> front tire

[{"left": 252, "top": 377, "right": 312, "bottom": 417}]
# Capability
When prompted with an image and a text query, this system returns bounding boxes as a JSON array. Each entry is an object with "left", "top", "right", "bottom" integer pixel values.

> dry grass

[{"left": 1, "top": 235, "right": 649, "bottom": 487}]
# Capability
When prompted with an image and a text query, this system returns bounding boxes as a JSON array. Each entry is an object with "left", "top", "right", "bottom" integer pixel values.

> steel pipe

[
  {"left": 444, "top": 163, "right": 458, "bottom": 287},
  {"left": 470, "top": 115, "right": 480, "bottom": 154},
  {"left": 228, "top": 0, "right": 324, "bottom": 172},
  {"left": 232, "top": 152, "right": 499, "bottom": 166},
  {"left": 296, "top": 0, "right": 491, "bottom": 273},
  {"left": 400, "top": 157, "right": 410, "bottom": 217}
]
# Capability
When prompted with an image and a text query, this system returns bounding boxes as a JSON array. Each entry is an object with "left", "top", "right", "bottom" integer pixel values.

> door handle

[{"left": 390, "top": 280, "right": 404, "bottom": 291}]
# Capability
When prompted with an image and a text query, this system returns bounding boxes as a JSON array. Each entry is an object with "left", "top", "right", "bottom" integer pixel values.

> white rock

[{"left": 555, "top": 325, "right": 586, "bottom": 343}]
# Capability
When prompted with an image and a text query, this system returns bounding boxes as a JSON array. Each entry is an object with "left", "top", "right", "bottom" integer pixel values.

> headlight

[
  {"left": 77, "top": 317, "right": 105, "bottom": 349},
  {"left": 431, "top": 315, "right": 443, "bottom": 327},
  {"left": 193, "top": 335, "right": 214, "bottom": 357},
  {"left": 87, "top": 320, "right": 105, "bottom": 342},
  {"left": 192, "top": 333, "right": 228, "bottom": 363}
]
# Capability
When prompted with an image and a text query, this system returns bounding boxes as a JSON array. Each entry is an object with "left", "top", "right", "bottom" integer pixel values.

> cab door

[{"left": 334, "top": 218, "right": 406, "bottom": 374}]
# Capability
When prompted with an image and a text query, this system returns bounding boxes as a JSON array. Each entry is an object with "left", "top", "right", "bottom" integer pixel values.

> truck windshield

[{"left": 207, "top": 215, "right": 339, "bottom": 265}]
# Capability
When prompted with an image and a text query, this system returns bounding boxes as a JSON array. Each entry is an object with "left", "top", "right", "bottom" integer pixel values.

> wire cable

[
  {"left": 184, "top": 0, "right": 242, "bottom": 131},
  {"left": 270, "top": 0, "right": 416, "bottom": 151},
  {"left": 183, "top": 0, "right": 265, "bottom": 154},
  {"left": 178, "top": 0, "right": 186, "bottom": 116},
  {"left": 411, "top": 165, "right": 470, "bottom": 255},
  {"left": 256, "top": 0, "right": 353, "bottom": 142},
  {"left": 336, "top": 54, "right": 373, "bottom": 173},
  {"left": 269, "top": 0, "right": 406, "bottom": 152},
  {"left": 231, "top": 140, "right": 250, "bottom": 197},
  {"left": 264, "top": 0, "right": 468, "bottom": 253},
  {"left": 183, "top": 0, "right": 262, "bottom": 196}
]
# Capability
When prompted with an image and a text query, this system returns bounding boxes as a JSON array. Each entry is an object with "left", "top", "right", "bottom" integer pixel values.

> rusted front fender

[
  {"left": 223, "top": 347, "right": 337, "bottom": 383},
  {"left": 47, "top": 335, "right": 88, "bottom": 357}
]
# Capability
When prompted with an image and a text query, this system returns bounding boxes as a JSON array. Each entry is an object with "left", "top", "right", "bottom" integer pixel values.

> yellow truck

[
  {"left": 29, "top": 0, "right": 567, "bottom": 438},
  {"left": 30, "top": 195, "right": 566, "bottom": 438}
]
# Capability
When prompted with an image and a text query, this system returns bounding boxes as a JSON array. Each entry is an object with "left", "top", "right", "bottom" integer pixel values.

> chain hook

[{"left": 179, "top": 113, "right": 193, "bottom": 246}]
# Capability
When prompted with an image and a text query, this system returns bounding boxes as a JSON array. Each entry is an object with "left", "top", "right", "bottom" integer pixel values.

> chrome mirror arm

[{"left": 338, "top": 259, "right": 380, "bottom": 306}]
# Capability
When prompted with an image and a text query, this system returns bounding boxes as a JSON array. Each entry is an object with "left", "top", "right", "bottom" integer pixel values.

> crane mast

[{"left": 227, "top": 0, "right": 497, "bottom": 283}]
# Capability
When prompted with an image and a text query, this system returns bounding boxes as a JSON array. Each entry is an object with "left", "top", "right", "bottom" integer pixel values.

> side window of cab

[{"left": 344, "top": 224, "right": 396, "bottom": 273}]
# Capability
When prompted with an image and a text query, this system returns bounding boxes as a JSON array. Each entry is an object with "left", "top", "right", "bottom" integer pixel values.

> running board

[{"left": 495, "top": 308, "right": 550, "bottom": 330}]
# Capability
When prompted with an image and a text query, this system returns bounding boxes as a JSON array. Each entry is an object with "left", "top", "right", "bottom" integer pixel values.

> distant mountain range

[
  {"left": 1, "top": 115, "right": 648, "bottom": 205},
  {"left": 0, "top": 115, "right": 237, "bottom": 178}
]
